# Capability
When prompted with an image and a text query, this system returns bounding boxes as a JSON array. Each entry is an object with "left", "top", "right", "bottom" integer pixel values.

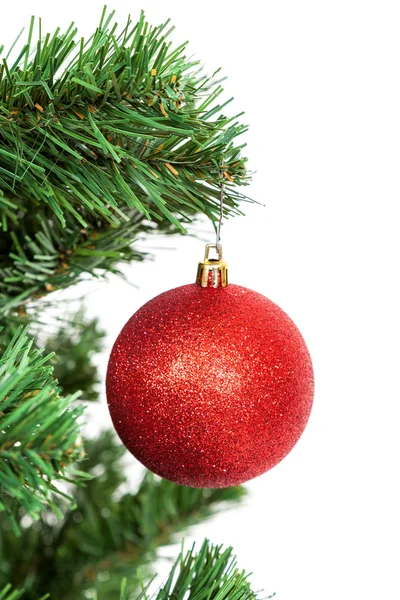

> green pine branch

[
  {"left": 0, "top": 540, "right": 264, "bottom": 600},
  {"left": 0, "top": 326, "right": 89, "bottom": 534},
  {"left": 131, "top": 539, "right": 262, "bottom": 600},
  {"left": 0, "top": 7, "right": 251, "bottom": 320},
  {"left": 0, "top": 8, "right": 249, "bottom": 233},
  {"left": 0, "top": 208, "right": 150, "bottom": 319},
  {"left": 0, "top": 431, "right": 245, "bottom": 599}
]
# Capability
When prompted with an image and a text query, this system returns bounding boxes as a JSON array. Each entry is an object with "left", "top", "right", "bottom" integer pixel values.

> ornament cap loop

[{"left": 196, "top": 243, "right": 228, "bottom": 288}]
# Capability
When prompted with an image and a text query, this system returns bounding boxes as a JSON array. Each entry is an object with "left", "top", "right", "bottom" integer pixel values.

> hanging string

[{"left": 216, "top": 161, "right": 225, "bottom": 250}]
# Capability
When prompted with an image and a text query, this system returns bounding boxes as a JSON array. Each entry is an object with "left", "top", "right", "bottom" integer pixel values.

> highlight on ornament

[{"left": 106, "top": 244, "right": 314, "bottom": 488}]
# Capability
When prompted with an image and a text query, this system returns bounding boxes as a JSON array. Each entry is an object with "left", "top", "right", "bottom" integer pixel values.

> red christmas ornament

[{"left": 106, "top": 245, "right": 314, "bottom": 488}]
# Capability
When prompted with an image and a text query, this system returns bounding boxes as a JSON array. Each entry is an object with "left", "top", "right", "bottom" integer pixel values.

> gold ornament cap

[{"left": 196, "top": 244, "right": 228, "bottom": 288}]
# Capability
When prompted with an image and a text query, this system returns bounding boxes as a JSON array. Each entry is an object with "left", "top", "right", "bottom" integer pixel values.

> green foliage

[
  {"left": 0, "top": 210, "right": 150, "bottom": 318},
  {"left": 132, "top": 539, "right": 261, "bottom": 600},
  {"left": 0, "top": 584, "right": 25, "bottom": 600},
  {"left": 44, "top": 308, "right": 106, "bottom": 401},
  {"left": 0, "top": 430, "right": 245, "bottom": 599},
  {"left": 0, "top": 8, "right": 248, "bottom": 231},
  {"left": 0, "top": 7, "right": 250, "bottom": 320},
  {"left": 0, "top": 326, "right": 89, "bottom": 533},
  {"left": 0, "top": 541, "right": 262, "bottom": 600},
  {"left": 0, "top": 585, "right": 49, "bottom": 600}
]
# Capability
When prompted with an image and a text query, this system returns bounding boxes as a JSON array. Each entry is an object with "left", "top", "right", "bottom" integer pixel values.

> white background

[{"left": 1, "top": 2, "right": 400, "bottom": 598}]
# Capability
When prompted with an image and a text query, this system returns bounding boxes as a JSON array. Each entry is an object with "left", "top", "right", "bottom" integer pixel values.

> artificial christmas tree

[{"left": 0, "top": 7, "right": 261, "bottom": 599}]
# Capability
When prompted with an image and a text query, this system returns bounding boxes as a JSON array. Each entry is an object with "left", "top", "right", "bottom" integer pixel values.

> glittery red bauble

[{"left": 106, "top": 284, "right": 314, "bottom": 488}]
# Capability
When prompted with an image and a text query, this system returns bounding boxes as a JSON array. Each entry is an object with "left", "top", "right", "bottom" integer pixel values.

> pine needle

[
  {"left": 0, "top": 8, "right": 250, "bottom": 232},
  {"left": 133, "top": 540, "right": 261, "bottom": 600},
  {"left": 0, "top": 431, "right": 246, "bottom": 598},
  {"left": 0, "top": 326, "right": 88, "bottom": 534}
]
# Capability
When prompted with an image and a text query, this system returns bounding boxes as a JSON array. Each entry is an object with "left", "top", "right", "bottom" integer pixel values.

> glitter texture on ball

[{"left": 106, "top": 283, "right": 314, "bottom": 488}]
